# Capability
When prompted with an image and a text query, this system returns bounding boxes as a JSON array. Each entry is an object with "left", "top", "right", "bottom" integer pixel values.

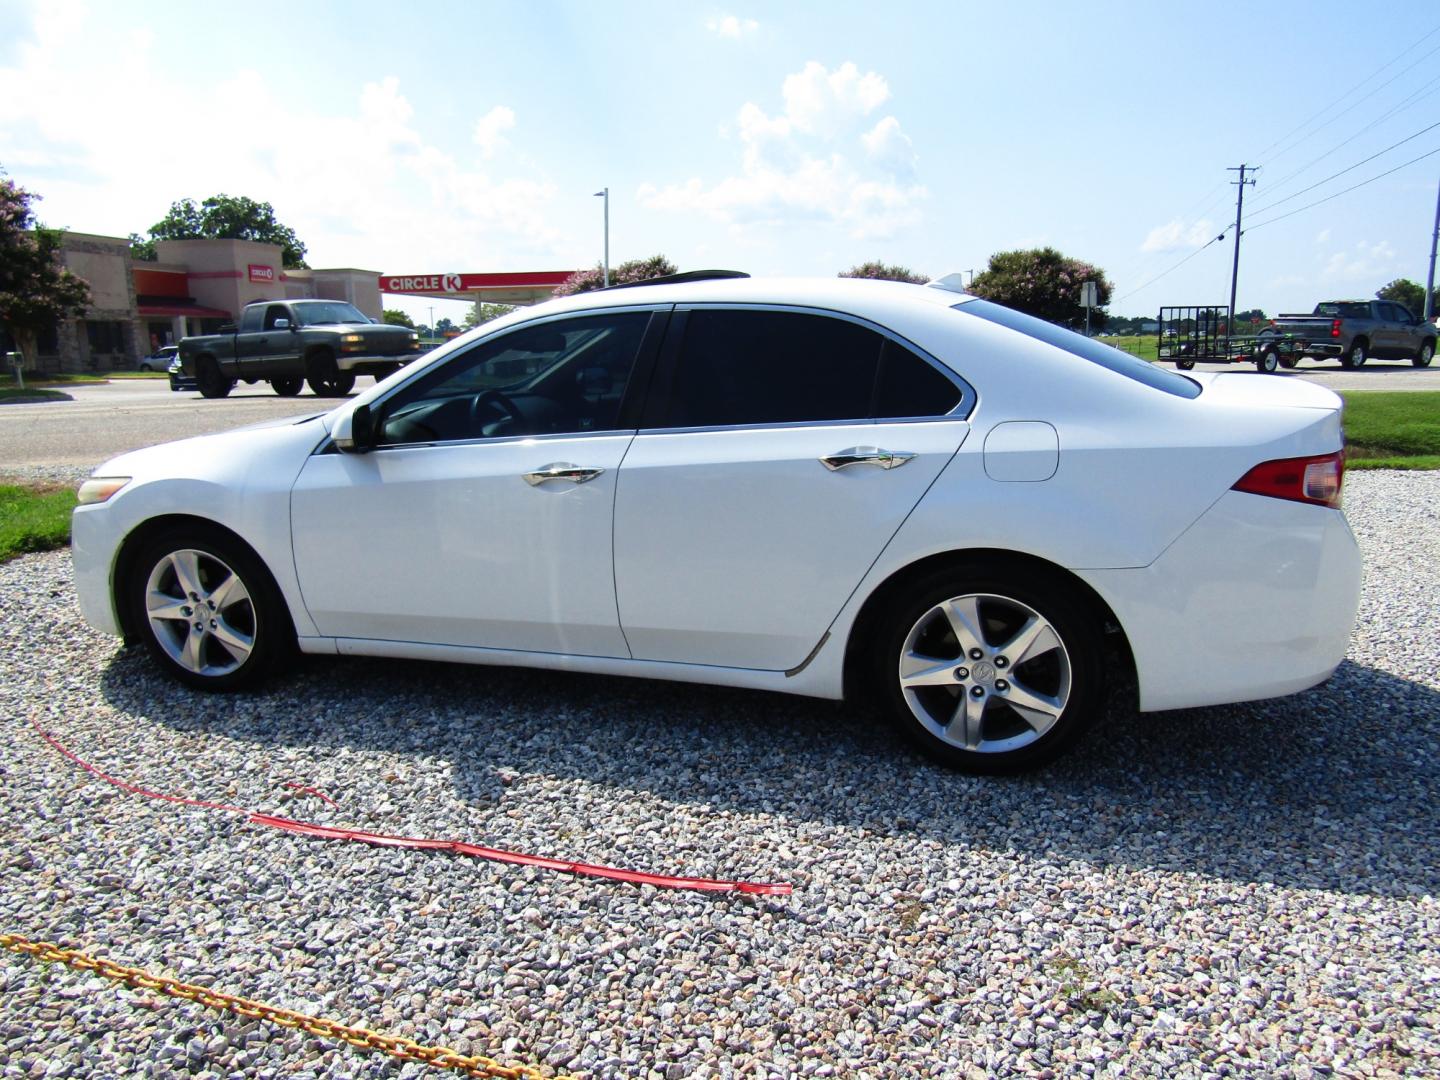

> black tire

[
  {"left": 1278, "top": 353, "right": 1298, "bottom": 369},
  {"left": 195, "top": 356, "right": 234, "bottom": 399},
  {"left": 1174, "top": 358, "right": 1195, "bottom": 371},
  {"left": 126, "top": 525, "right": 294, "bottom": 691},
  {"left": 1414, "top": 341, "right": 1435, "bottom": 368},
  {"left": 1341, "top": 339, "right": 1367, "bottom": 369},
  {"left": 305, "top": 350, "right": 355, "bottom": 397},
  {"left": 1256, "top": 347, "right": 1279, "bottom": 374},
  {"left": 872, "top": 564, "right": 1104, "bottom": 774},
  {"left": 271, "top": 375, "right": 303, "bottom": 397}
]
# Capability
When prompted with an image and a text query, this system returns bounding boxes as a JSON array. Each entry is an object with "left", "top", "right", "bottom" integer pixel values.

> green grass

[
  {"left": 105, "top": 370, "right": 168, "bottom": 379},
  {"left": 0, "top": 484, "right": 78, "bottom": 562},
  {"left": 18, "top": 372, "right": 108, "bottom": 385},
  {"left": 1103, "top": 334, "right": 1160, "bottom": 362},
  {"left": 1341, "top": 391, "right": 1440, "bottom": 469},
  {"left": 0, "top": 387, "right": 69, "bottom": 403}
]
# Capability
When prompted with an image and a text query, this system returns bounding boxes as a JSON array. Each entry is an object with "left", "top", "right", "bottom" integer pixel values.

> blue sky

[{"left": 1, "top": 0, "right": 1437, "bottom": 325}]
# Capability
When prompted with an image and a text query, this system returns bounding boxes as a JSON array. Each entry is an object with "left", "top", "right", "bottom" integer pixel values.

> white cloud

[
  {"left": 639, "top": 61, "right": 925, "bottom": 239},
  {"left": 1314, "top": 228, "right": 1331, "bottom": 245},
  {"left": 1321, "top": 240, "right": 1398, "bottom": 282},
  {"left": 472, "top": 105, "right": 516, "bottom": 158},
  {"left": 1141, "top": 218, "right": 1217, "bottom": 253},
  {"left": 706, "top": 14, "right": 758, "bottom": 38},
  {"left": 0, "top": 4, "right": 566, "bottom": 271}
]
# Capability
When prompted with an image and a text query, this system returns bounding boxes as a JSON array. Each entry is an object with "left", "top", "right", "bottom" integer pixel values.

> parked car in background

[
  {"left": 177, "top": 300, "right": 421, "bottom": 399},
  {"left": 72, "top": 274, "right": 1361, "bottom": 773},
  {"left": 1269, "top": 300, "right": 1435, "bottom": 368},
  {"left": 167, "top": 356, "right": 196, "bottom": 392},
  {"left": 137, "top": 345, "right": 178, "bottom": 372}
]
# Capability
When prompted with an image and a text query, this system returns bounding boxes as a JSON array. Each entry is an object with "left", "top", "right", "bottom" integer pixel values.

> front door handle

[
  {"left": 522, "top": 462, "right": 605, "bottom": 486},
  {"left": 820, "top": 447, "right": 916, "bottom": 471}
]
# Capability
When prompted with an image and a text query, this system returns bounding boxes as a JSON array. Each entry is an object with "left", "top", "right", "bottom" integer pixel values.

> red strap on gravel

[{"left": 27, "top": 715, "right": 791, "bottom": 896}]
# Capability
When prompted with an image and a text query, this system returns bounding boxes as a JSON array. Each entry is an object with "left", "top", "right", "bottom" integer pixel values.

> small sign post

[
  {"left": 1080, "top": 281, "right": 1098, "bottom": 336},
  {"left": 6, "top": 351, "right": 22, "bottom": 390}
]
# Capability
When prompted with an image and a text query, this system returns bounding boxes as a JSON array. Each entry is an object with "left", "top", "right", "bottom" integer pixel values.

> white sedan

[{"left": 72, "top": 274, "right": 1361, "bottom": 772}]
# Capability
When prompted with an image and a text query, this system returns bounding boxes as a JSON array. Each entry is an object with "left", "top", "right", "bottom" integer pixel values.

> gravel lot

[{"left": 1, "top": 470, "right": 1437, "bottom": 1078}]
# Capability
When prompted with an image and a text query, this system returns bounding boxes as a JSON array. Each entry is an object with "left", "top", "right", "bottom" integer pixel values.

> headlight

[
  {"left": 341, "top": 333, "right": 366, "bottom": 344},
  {"left": 407, "top": 332, "right": 418, "bottom": 341},
  {"left": 77, "top": 477, "right": 130, "bottom": 505}
]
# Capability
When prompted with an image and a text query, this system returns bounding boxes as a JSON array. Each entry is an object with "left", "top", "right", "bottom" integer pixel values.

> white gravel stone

[{"left": 0, "top": 470, "right": 1437, "bottom": 1078}]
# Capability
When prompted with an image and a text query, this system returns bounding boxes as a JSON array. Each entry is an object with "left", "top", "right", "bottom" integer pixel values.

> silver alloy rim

[
  {"left": 145, "top": 549, "right": 255, "bottom": 676},
  {"left": 1422, "top": 345, "right": 1434, "bottom": 365},
  {"left": 898, "top": 593, "right": 1072, "bottom": 754},
  {"left": 1353, "top": 345, "right": 1366, "bottom": 366}
]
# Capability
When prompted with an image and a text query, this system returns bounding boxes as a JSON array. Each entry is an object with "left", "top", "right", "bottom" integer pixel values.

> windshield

[
  {"left": 952, "top": 300, "right": 1201, "bottom": 399},
  {"left": 293, "top": 302, "right": 371, "bottom": 326}
]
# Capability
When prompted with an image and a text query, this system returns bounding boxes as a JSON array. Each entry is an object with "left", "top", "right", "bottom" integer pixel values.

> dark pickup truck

[
  {"left": 1268, "top": 300, "right": 1436, "bottom": 369},
  {"left": 178, "top": 299, "right": 421, "bottom": 398}
]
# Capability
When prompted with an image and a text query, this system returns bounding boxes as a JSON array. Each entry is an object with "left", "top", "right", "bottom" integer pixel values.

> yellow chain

[{"left": 1, "top": 932, "right": 573, "bottom": 1080}]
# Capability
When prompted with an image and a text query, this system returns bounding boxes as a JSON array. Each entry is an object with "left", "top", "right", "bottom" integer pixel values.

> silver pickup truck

[{"left": 1268, "top": 300, "right": 1435, "bottom": 368}]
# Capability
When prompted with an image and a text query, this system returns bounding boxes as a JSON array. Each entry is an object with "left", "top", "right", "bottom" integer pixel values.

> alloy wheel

[{"left": 144, "top": 548, "right": 256, "bottom": 676}]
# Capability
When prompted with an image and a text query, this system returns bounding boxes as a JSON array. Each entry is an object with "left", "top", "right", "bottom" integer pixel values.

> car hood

[{"left": 91, "top": 412, "right": 329, "bottom": 484}]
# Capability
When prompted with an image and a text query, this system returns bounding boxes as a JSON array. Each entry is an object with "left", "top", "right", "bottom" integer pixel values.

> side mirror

[
  {"left": 334, "top": 403, "right": 377, "bottom": 453},
  {"left": 273, "top": 318, "right": 291, "bottom": 330}
]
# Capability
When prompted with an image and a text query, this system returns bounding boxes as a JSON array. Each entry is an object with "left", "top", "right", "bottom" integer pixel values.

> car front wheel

[
  {"left": 306, "top": 351, "right": 356, "bottom": 397},
  {"left": 1415, "top": 341, "right": 1435, "bottom": 368},
  {"left": 127, "top": 528, "right": 293, "bottom": 690},
  {"left": 271, "top": 376, "right": 303, "bottom": 396},
  {"left": 875, "top": 567, "right": 1102, "bottom": 773}
]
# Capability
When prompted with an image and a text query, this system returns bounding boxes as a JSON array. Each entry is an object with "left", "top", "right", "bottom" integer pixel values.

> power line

[
  {"left": 1114, "top": 234, "right": 1225, "bottom": 304},
  {"left": 1259, "top": 70, "right": 1440, "bottom": 199},
  {"left": 1244, "top": 119, "right": 1440, "bottom": 218},
  {"left": 1246, "top": 145, "right": 1440, "bottom": 233},
  {"left": 1251, "top": 24, "right": 1440, "bottom": 165}
]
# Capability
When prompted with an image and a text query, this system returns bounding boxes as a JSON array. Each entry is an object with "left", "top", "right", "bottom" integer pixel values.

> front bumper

[
  {"left": 72, "top": 504, "right": 122, "bottom": 636},
  {"left": 1079, "top": 490, "right": 1362, "bottom": 712},
  {"left": 335, "top": 351, "right": 419, "bottom": 372}
]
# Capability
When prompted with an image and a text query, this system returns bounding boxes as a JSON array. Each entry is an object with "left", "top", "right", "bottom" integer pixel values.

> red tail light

[
  {"left": 1331, "top": 318, "right": 1342, "bottom": 338},
  {"left": 1232, "top": 452, "right": 1344, "bottom": 508}
]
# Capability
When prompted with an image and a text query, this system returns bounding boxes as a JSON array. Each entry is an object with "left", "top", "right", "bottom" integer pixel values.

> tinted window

[
  {"left": 953, "top": 300, "right": 1202, "bottom": 399},
  {"left": 655, "top": 309, "right": 882, "bottom": 428},
  {"left": 377, "top": 312, "right": 651, "bottom": 445},
  {"left": 1385, "top": 303, "right": 1414, "bottom": 323},
  {"left": 264, "top": 305, "right": 290, "bottom": 330},
  {"left": 1314, "top": 302, "right": 1373, "bottom": 319},
  {"left": 238, "top": 306, "right": 263, "bottom": 333},
  {"left": 876, "top": 339, "right": 962, "bottom": 417}
]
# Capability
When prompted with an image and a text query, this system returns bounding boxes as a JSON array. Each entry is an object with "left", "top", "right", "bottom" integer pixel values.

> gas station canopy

[{"left": 379, "top": 271, "right": 577, "bottom": 307}]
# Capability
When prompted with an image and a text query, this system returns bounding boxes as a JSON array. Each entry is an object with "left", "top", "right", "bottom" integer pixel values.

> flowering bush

[
  {"left": 553, "top": 255, "right": 678, "bottom": 297},
  {"left": 0, "top": 176, "right": 92, "bottom": 368},
  {"left": 968, "top": 248, "right": 1112, "bottom": 330},
  {"left": 838, "top": 261, "right": 928, "bottom": 284}
]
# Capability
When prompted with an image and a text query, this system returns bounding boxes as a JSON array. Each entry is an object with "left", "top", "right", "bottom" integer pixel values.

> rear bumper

[{"left": 1079, "top": 490, "right": 1361, "bottom": 712}]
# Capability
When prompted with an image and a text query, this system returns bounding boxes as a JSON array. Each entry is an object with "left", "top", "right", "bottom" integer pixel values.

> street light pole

[
  {"left": 593, "top": 188, "right": 610, "bottom": 287},
  {"left": 1425, "top": 172, "right": 1439, "bottom": 321}
]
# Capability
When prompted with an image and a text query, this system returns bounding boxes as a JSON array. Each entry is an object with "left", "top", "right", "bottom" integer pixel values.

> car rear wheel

[
  {"left": 195, "top": 357, "right": 234, "bottom": 399},
  {"left": 306, "top": 350, "right": 355, "bottom": 397},
  {"left": 127, "top": 528, "right": 294, "bottom": 691},
  {"left": 1414, "top": 341, "right": 1435, "bottom": 368},
  {"left": 271, "top": 376, "right": 303, "bottom": 396},
  {"left": 1341, "top": 340, "right": 1367, "bottom": 368},
  {"left": 1174, "top": 358, "right": 1195, "bottom": 370},
  {"left": 875, "top": 566, "right": 1103, "bottom": 773},
  {"left": 1278, "top": 353, "right": 1298, "bottom": 369}
]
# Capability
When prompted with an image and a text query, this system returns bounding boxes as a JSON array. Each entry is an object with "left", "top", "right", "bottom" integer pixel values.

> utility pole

[
  {"left": 593, "top": 188, "right": 610, "bottom": 287},
  {"left": 1227, "top": 164, "right": 1256, "bottom": 329},
  {"left": 1425, "top": 173, "right": 1439, "bottom": 320}
]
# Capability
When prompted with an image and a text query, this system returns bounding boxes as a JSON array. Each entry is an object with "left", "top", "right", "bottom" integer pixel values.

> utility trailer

[{"left": 1157, "top": 305, "right": 1303, "bottom": 374}]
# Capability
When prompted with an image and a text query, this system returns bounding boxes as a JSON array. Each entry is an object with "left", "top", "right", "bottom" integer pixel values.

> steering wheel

[{"left": 469, "top": 388, "right": 522, "bottom": 431}]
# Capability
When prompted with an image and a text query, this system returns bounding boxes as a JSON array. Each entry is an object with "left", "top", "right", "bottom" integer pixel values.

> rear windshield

[
  {"left": 1313, "top": 302, "right": 1371, "bottom": 319},
  {"left": 952, "top": 300, "right": 1201, "bottom": 398}
]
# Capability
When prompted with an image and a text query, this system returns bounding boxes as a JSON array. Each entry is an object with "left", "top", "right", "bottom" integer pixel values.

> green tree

[
  {"left": 462, "top": 302, "right": 517, "bottom": 329},
  {"left": 1376, "top": 278, "right": 1430, "bottom": 317},
  {"left": 382, "top": 308, "right": 415, "bottom": 328},
  {"left": 132, "top": 194, "right": 309, "bottom": 268},
  {"left": 838, "top": 261, "right": 928, "bottom": 283},
  {"left": 968, "top": 247, "right": 1113, "bottom": 331},
  {"left": 554, "top": 254, "right": 678, "bottom": 297},
  {"left": 0, "top": 175, "right": 92, "bottom": 370},
  {"left": 435, "top": 317, "right": 457, "bottom": 335}
]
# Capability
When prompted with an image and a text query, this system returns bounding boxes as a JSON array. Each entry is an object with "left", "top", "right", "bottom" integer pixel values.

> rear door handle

[
  {"left": 522, "top": 462, "right": 605, "bottom": 486},
  {"left": 820, "top": 446, "right": 916, "bottom": 471}
]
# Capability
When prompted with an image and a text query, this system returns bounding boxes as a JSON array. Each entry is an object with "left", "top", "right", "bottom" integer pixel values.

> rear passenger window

[
  {"left": 875, "top": 340, "right": 962, "bottom": 417},
  {"left": 656, "top": 309, "right": 883, "bottom": 428}
]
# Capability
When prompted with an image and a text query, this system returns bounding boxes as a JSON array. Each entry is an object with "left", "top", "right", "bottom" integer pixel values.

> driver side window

[{"left": 376, "top": 311, "right": 652, "bottom": 446}]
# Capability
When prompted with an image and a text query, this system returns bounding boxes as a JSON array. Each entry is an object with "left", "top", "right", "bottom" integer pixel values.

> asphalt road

[{"left": 0, "top": 361, "right": 1436, "bottom": 470}]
